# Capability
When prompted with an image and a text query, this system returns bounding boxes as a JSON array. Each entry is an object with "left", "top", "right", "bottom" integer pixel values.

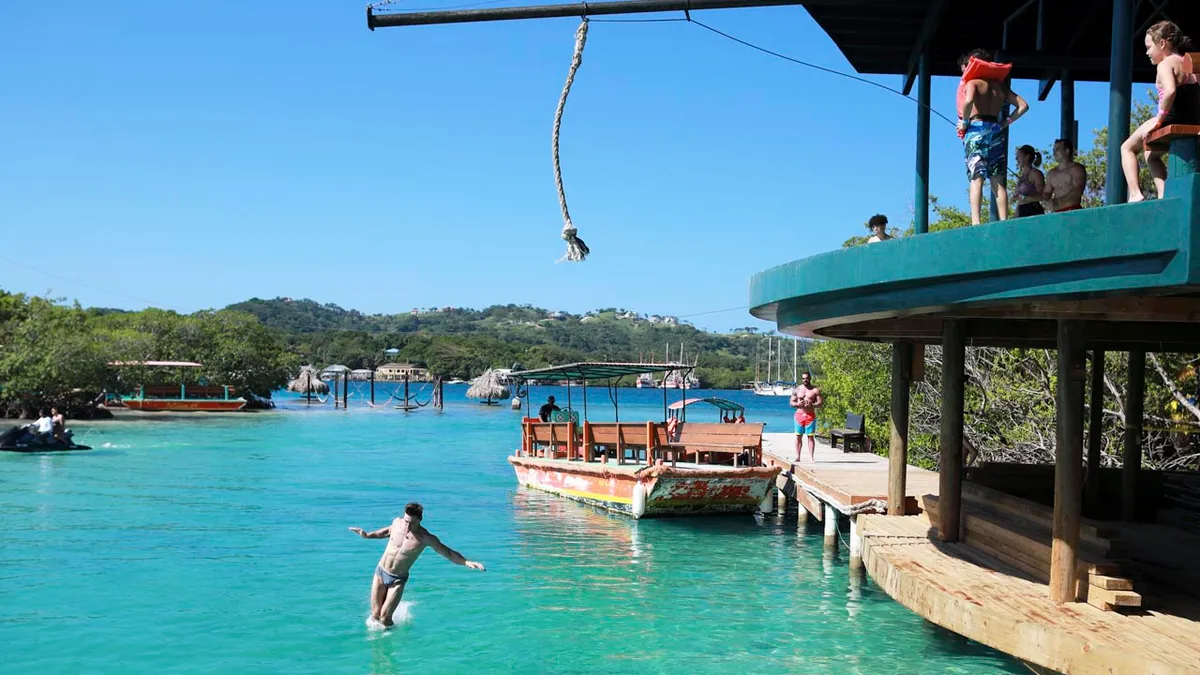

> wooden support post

[
  {"left": 849, "top": 514, "right": 863, "bottom": 572},
  {"left": 938, "top": 320, "right": 966, "bottom": 542},
  {"left": 1122, "top": 350, "right": 1145, "bottom": 522},
  {"left": 569, "top": 421, "right": 578, "bottom": 462},
  {"left": 823, "top": 504, "right": 838, "bottom": 552},
  {"left": 1051, "top": 320, "right": 1086, "bottom": 603},
  {"left": 888, "top": 342, "right": 912, "bottom": 515},
  {"left": 582, "top": 421, "right": 592, "bottom": 463},
  {"left": 1085, "top": 349, "right": 1104, "bottom": 512}
]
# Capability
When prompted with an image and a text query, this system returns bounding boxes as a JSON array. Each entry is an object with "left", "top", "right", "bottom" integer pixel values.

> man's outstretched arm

[
  {"left": 426, "top": 533, "right": 485, "bottom": 570},
  {"left": 349, "top": 525, "right": 391, "bottom": 539}
]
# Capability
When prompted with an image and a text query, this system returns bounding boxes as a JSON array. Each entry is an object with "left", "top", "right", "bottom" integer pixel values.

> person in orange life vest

[
  {"left": 790, "top": 372, "right": 823, "bottom": 464},
  {"left": 956, "top": 49, "right": 1030, "bottom": 225}
]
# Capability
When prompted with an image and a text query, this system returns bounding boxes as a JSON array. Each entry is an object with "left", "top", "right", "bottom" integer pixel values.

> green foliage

[
  {"left": 0, "top": 291, "right": 296, "bottom": 416},
  {"left": 820, "top": 105, "right": 1200, "bottom": 471},
  {"left": 241, "top": 298, "right": 814, "bottom": 389}
]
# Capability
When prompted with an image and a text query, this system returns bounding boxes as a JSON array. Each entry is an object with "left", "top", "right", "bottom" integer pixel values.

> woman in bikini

[
  {"left": 1014, "top": 145, "right": 1046, "bottom": 218},
  {"left": 1122, "top": 21, "right": 1199, "bottom": 202}
]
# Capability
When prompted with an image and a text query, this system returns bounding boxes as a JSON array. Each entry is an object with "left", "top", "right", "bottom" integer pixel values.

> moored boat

[
  {"left": 110, "top": 361, "right": 247, "bottom": 412},
  {"left": 508, "top": 362, "right": 779, "bottom": 518}
]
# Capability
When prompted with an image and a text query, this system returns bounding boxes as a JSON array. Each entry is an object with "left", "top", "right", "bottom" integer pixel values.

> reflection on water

[{"left": 0, "top": 391, "right": 1025, "bottom": 674}]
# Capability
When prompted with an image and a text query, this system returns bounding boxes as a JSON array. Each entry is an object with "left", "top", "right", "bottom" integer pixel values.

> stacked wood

[{"left": 921, "top": 492, "right": 1141, "bottom": 610}]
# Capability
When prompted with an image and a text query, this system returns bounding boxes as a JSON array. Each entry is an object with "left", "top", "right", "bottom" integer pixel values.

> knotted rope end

[{"left": 558, "top": 225, "right": 590, "bottom": 263}]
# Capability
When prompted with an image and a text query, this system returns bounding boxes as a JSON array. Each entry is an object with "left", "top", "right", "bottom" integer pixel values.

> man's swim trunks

[
  {"left": 963, "top": 117, "right": 1007, "bottom": 181},
  {"left": 375, "top": 565, "right": 409, "bottom": 589},
  {"left": 794, "top": 409, "right": 817, "bottom": 435},
  {"left": 1056, "top": 204, "right": 1082, "bottom": 213}
]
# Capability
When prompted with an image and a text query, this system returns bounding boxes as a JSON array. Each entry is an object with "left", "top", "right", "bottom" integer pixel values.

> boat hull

[
  {"left": 122, "top": 399, "right": 247, "bottom": 412},
  {"left": 509, "top": 457, "right": 779, "bottom": 518}
]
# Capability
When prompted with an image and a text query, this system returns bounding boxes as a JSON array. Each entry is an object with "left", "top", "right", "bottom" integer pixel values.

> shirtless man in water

[
  {"left": 349, "top": 502, "right": 484, "bottom": 627},
  {"left": 790, "top": 372, "right": 823, "bottom": 464},
  {"left": 1043, "top": 138, "right": 1087, "bottom": 212}
]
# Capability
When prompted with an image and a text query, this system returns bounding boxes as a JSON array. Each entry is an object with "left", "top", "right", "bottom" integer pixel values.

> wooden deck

[
  {"left": 761, "top": 433, "right": 939, "bottom": 516},
  {"left": 861, "top": 514, "right": 1200, "bottom": 675}
]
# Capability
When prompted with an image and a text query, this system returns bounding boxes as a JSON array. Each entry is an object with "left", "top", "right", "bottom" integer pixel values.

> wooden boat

[
  {"left": 110, "top": 361, "right": 247, "bottom": 412},
  {"left": 509, "top": 362, "right": 779, "bottom": 518}
]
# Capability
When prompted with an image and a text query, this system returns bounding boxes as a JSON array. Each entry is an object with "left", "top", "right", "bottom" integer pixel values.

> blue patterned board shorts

[{"left": 963, "top": 119, "right": 1007, "bottom": 180}]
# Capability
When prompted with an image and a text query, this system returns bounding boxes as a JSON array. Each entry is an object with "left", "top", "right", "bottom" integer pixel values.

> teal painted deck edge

[{"left": 749, "top": 197, "right": 1197, "bottom": 336}]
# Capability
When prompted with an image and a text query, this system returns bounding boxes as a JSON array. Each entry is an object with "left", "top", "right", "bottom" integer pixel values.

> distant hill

[{"left": 225, "top": 297, "right": 811, "bottom": 388}]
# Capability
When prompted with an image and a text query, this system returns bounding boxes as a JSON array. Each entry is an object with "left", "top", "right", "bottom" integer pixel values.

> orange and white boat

[
  {"left": 508, "top": 362, "right": 779, "bottom": 518},
  {"left": 109, "top": 361, "right": 247, "bottom": 412}
]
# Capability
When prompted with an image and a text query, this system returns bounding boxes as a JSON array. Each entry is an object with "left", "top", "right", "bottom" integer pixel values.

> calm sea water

[{"left": 0, "top": 385, "right": 1023, "bottom": 674}]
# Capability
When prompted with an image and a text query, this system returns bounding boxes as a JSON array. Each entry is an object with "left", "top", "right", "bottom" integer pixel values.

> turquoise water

[{"left": 0, "top": 386, "right": 1024, "bottom": 674}]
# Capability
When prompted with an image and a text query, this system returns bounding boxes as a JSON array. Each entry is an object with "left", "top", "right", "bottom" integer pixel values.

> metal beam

[
  {"left": 1107, "top": 0, "right": 1134, "bottom": 206},
  {"left": 901, "top": 0, "right": 947, "bottom": 96},
  {"left": 367, "top": 0, "right": 807, "bottom": 28}
]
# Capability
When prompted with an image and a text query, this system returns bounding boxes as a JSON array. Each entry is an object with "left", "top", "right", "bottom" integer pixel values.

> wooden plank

[
  {"left": 1086, "top": 585, "right": 1142, "bottom": 608},
  {"left": 796, "top": 487, "right": 824, "bottom": 522},
  {"left": 1089, "top": 575, "right": 1133, "bottom": 591}
]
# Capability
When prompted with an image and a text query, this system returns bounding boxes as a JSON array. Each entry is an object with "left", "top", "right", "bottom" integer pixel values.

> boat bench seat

[
  {"left": 657, "top": 422, "right": 765, "bottom": 467},
  {"left": 1145, "top": 123, "right": 1200, "bottom": 151}
]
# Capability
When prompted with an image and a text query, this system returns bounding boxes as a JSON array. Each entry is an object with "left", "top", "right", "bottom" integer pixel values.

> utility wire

[
  {"left": 0, "top": 253, "right": 184, "bottom": 312},
  {"left": 686, "top": 17, "right": 958, "bottom": 127}
]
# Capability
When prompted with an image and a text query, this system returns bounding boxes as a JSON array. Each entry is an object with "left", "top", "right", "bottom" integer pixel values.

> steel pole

[{"left": 369, "top": 0, "right": 807, "bottom": 28}]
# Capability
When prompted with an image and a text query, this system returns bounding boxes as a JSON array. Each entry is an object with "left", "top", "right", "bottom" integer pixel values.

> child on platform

[{"left": 1122, "top": 21, "right": 1199, "bottom": 202}]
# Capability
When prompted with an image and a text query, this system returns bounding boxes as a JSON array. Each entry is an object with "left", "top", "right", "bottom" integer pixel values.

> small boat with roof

[
  {"left": 109, "top": 361, "right": 247, "bottom": 412},
  {"left": 509, "top": 362, "right": 779, "bottom": 518}
]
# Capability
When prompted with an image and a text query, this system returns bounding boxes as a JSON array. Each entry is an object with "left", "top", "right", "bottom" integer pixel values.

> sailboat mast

[{"left": 793, "top": 337, "right": 798, "bottom": 383}]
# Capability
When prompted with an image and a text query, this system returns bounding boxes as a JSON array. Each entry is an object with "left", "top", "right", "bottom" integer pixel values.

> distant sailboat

[{"left": 753, "top": 337, "right": 796, "bottom": 396}]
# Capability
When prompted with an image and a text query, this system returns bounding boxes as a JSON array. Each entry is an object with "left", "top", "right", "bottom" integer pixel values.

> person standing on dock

[
  {"left": 349, "top": 502, "right": 485, "bottom": 628},
  {"left": 790, "top": 372, "right": 823, "bottom": 464}
]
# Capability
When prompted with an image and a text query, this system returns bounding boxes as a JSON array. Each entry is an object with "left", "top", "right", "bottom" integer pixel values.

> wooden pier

[
  {"left": 761, "top": 433, "right": 939, "bottom": 569},
  {"left": 762, "top": 433, "right": 1200, "bottom": 674},
  {"left": 861, "top": 514, "right": 1200, "bottom": 675}
]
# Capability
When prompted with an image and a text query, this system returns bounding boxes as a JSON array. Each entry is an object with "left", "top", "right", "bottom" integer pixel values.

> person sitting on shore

[
  {"left": 866, "top": 214, "right": 892, "bottom": 243},
  {"left": 538, "top": 396, "right": 560, "bottom": 422},
  {"left": 1044, "top": 138, "right": 1087, "bottom": 212},
  {"left": 1014, "top": 145, "right": 1046, "bottom": 217},
  {"left": 1123, "top": 21, "right": 1199, "bottom": 202},
  {"left": 957, "top": 49, "right": 1029, "bottom": 224}
]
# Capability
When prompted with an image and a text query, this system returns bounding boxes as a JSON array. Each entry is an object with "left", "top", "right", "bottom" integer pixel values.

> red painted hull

[
  {"left": 509, "top": 457, "right": 779, "bottom": 518},
  {"left": 122, "top": 399, "right": 247, "bottom": 412}
]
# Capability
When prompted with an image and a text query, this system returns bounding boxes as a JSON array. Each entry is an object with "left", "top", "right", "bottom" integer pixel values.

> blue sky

[{"left": 2, "top": 1, "right": 1123, "bottom": 332}]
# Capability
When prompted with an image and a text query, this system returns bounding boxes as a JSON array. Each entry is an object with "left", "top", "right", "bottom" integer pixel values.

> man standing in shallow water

[{"left": 349, "top": 502, "right": 485, "bottom": 628}]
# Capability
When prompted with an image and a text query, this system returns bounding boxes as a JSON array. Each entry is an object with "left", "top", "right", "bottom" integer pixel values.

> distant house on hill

[{"left": 376, "top": 363, "right": 431, "bottom": 382}]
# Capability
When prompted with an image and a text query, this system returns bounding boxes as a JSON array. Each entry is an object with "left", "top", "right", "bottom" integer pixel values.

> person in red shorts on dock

[{"left": 790, "top": 372, "right": 823, "bottom": 464}]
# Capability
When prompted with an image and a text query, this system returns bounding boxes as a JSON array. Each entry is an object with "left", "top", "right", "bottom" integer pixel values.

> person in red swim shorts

[{"left": 790, "top": 372, "right": 823, "bottom": 464}]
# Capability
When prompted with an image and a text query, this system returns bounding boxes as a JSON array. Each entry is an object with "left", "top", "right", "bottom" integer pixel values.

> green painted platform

[{"left": 749, "top": 166, "right": 1200, "bottom": 351}]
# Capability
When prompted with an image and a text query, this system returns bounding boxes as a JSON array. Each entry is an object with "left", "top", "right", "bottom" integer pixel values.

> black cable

[{"left": 686, "top": 18, "right": 958, "bottom": 128}]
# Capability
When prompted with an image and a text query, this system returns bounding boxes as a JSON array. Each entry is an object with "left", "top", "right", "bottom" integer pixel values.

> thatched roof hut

[
  {"left": 320, "top": 364, "right": 350, "bottom": 380},
  {"left": 467, "top": 368, "right": 510, "bottom": 404},
  {"left": 288, "top": 366, "right": 330, "bottom": 395}
]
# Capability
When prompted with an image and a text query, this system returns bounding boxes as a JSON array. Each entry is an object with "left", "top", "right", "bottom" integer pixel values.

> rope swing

[{"left": 552, "top": 18, "right": 590, "bottom": 262}]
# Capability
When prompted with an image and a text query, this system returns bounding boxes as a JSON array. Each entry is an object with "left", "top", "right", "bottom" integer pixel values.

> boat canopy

[
  {"left": 511, "top": 361, "right": 691, "bottom": 382},
  {"left": 668, "top": 397, "right": 744, "bottom": 414},
  {"left": 108, "top": 360, "right": 203, "bottom": 367}
]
